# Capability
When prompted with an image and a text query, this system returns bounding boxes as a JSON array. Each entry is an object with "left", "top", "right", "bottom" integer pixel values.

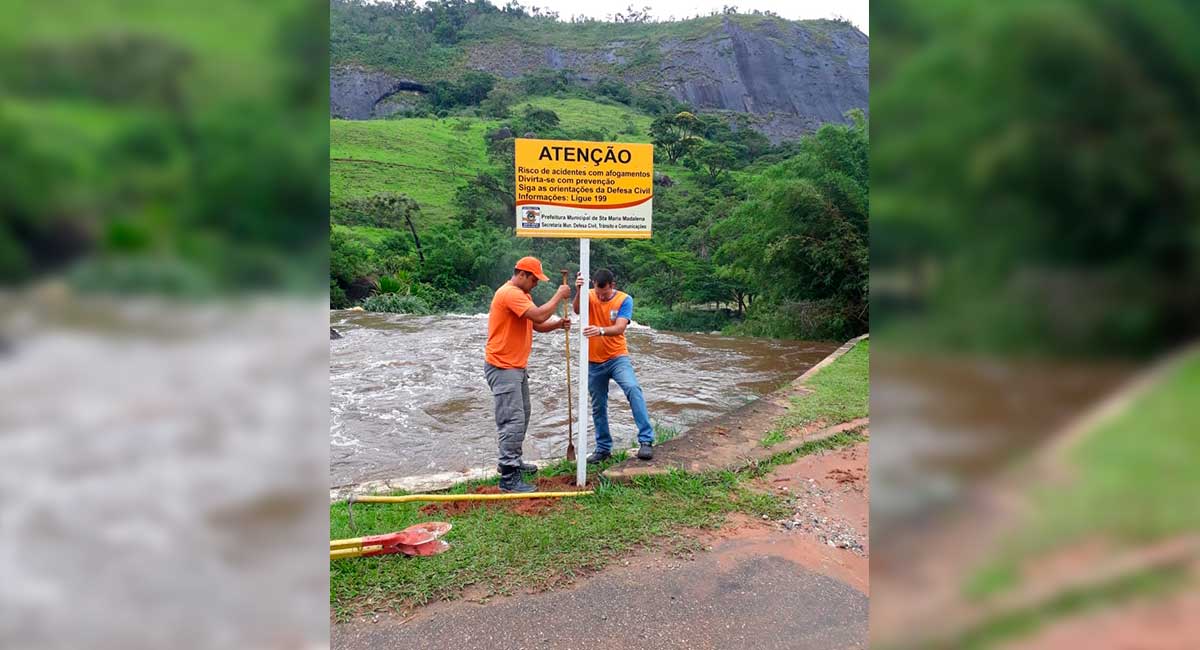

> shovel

[{"left": 560, "top": 269, "right": 575, "bottom": 461}]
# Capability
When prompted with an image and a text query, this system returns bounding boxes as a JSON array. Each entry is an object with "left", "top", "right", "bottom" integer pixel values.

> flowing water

[
  {"left": 0, "top": 296, "right": 328, "bottom": 649},
  {"left": 329, "top": 310, "right": 837, "bottom": 487}
]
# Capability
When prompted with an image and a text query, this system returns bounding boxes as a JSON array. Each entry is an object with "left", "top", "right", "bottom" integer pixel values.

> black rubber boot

[
  {"left": 519, "top": 461, "right": 537, "bottom": 473},
  {"left": 586, "top": 450, "right": 611, "bottom": 465},
  {"left": 498, "top": 466, "right": 536, "bottom": 493},
  {"left": 637, "top": 443, "right": 654, "bottom": 460}
]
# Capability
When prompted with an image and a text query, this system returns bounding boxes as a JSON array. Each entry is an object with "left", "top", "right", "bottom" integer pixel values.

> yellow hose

[{"left": 352, "top": 491, "right": 593, "bottom": 504}]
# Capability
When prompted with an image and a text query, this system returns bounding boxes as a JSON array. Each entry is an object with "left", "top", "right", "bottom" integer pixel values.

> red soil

[{"left": 418, "top": 475, "right": 591, "bottom": 517}]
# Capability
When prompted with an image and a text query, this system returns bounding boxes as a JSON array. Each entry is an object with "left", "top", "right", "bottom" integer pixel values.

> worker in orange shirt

[
  {"left": 485, "top": 256, "right": 572, "bottom": 493},
  {"left": 573, "top": 268, "right": 656, "bottom": 464}
]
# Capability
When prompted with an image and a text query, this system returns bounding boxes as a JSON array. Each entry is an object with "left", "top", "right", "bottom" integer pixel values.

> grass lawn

[
  {"left": 1028, "top": 348, "right": 1200, "bottom": 544},
  {"left": 763, "top": 340, "right": 870, "bottom": 446},
  {"left": 330, "top": 458, "right": 786, "bottom": 620},
  {"left": 331, "top": 338, "right": 870, "bottom": 620},
  {"left": 946, "top": 346, "right": 1200, "bottom": 647},
  {"left": 968, "top": 347, "right": 1200, "bottom": 598}
]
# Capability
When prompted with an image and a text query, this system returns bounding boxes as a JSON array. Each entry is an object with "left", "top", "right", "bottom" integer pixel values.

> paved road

[{"left": 334, "top": 536, "right": 867, "bottom": 650}]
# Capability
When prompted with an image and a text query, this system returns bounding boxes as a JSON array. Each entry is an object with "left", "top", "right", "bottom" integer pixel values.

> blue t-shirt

[{"left": 615, "top": 295, "right": 633, "bottom": 322}]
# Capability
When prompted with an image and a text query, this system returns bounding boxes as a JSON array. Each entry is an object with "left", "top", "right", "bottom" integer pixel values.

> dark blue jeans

[{"left": 588, "top": 355, "right": 655, "bottom": 453}]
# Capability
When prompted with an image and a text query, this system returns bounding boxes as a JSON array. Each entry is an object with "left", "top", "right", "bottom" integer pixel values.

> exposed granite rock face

[
  {"left": 330, "top": 66, "right": 428, "bottom": 120},
  {"left": 654, "top": 20, "right": 868, "bottom": 141},
  {"left": 330, "top": 18, "right": 867, "bottom": 141}
]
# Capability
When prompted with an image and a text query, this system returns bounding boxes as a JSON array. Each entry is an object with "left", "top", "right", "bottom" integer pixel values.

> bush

[
  {"left": 593, "top": 78, "right": 633, "bottom": 104},
  {"left": 727, "top": 300, "right": 855, "bottom": 341},
  {"left": 453, "top": 285, "right": 495, "bottom": 313},
  {"left": 429, "top": 71, "right": 497, "bottom": 110},
  {"left": 571, "top": 127, "right": 609, "bottom": 142},
  {"left": 330, "top": 280, "right": 350, "bottom": 309},
  {"left": 377, "top": 275, "right": 403, "bottom": 293},
  {"left": 521, "top": 68, "right": 576, "bottom": 95},
  {"left": 634, "top": 304, "right": 738, "bottom": 332},
  {"left": 521, "top": 105, "right": 560, "bottom": 132},
  {"left": 362, "top": 293, "right": 433, "bottom": 314},
  {"left": 67, "top": 256, "right": 215, "bottom": 297},
  {"left": 480, "top": 87, "right": 515, "bottom": 118}
]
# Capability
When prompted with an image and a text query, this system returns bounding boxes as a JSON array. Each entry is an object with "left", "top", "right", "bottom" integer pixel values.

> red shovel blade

[
  {"left": 392, "top": 522, "right": 452, "bottom": 546},
  {"left": 400, "top": 539, "right": 451, "bottom": 556}
]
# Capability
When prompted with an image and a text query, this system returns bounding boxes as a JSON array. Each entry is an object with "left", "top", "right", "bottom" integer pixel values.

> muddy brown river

[{"left": 330, "top": 310, "right": 837, "bottom": 487}]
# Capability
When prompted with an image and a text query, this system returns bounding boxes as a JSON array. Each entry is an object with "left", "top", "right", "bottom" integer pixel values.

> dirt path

[
  {"left": 1011, "top": 562, "right": 1200, "bottom": 649},
  {"left": 740, "top": 439, "right": 870, "bottom": 593}
]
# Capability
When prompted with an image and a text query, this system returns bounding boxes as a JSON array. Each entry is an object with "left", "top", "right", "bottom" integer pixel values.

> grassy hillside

[
  {"left": 519, "top": 96, "right": 654, "bottom": 142},
  {"left": 329, "top": 94, "right": 711, "bottom": 314},
  {"left": 331, "top": 96, "right": 677, "bottom": 224},
  {"left": 331, "top": 117, "right": 494, "bottom": 222},
  {"left": 3, "top": 0, "right": 327, "bottom": 291}
]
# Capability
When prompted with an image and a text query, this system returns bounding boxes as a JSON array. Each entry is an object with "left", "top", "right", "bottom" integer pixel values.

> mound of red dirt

[
  {"left": 827, "top": 468, "right": 865, "bottom": 485},
  {"left": 418, "top": 475, "right": 592, "bottom": 518}
]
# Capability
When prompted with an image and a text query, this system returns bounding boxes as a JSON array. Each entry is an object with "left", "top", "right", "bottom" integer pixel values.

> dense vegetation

[
  {"left": 1, "top": 1, "right": 328, "bottom": 293},
  {"left": 330, "top": 101, "right": 867, "bottom": 338},
  {"left": 331, "top": 1, "right": 868, "bottom": 340},
  {"left": 330, "top": 0, "right": 834, "bottom": 83},
  {"left": 872, "top": 0, "right": 1200, "bottom": 356}
]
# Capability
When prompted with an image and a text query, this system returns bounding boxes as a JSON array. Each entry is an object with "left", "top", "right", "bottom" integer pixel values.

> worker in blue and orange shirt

[
  {"left": 485, "top": 256, "right": 572, "bottom": 493},
  {"left": 573, "top": 268, "right": 656, "bottom": 463}
]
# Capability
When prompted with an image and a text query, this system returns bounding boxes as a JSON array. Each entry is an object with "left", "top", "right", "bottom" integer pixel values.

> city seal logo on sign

[{"left": 520, "top": 206, "right": 542, "bottom": 228}]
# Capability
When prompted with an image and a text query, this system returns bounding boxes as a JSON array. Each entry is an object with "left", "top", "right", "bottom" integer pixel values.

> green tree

[
  {"left": 330, "top": 227, "right": 377, "bottom": 307},
  {"left": 480, "top": 86, "right": 515, "bottom": 117},
  {"left": 360, "top": 193, "right": 425, "bottom": 263},
  {"left": 593, "top": 78, "right": 633, "bottom": 104},
  {"left": 650, "top": 111, "right": 701, "bottom": 163},
  {"left": 716, "top": 265, "right": 756, "bottom": 315},
  {"left": 625, "top": 241, "right": 705, "bottom": 309},
  {"left": 685, "top": 141, "right": 738, "bottom": 183},
  {"left": 874, "top": 1, "right": 1200, "bottom": 353},
  {"left": 456, "top": 71, "right": 497, "bottom": 105},
  {"left": 455, "top": 171, "right": 513, "bottom": 228},
  {"left": 714, "top": 117, "right": 869, "bottom": 334},
  {"left": 521, "top": 68, "right": 575, "bottom": 95},
  {"left": 521, "top": 105, "right": 560, "bottom": 132}
]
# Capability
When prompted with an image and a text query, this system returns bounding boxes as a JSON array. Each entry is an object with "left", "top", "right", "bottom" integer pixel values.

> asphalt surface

[{"left": 333, "top": 542, "right": 867, "bottom": 650}]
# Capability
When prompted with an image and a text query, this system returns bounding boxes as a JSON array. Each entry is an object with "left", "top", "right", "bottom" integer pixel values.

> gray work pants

[{"left": 484, "top": 363, "right": 530, "bottom": 471}]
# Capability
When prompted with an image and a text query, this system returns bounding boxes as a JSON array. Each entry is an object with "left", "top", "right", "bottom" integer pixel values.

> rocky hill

[{"left": 330, "top": 12, "right": 867, "bottom": 142}]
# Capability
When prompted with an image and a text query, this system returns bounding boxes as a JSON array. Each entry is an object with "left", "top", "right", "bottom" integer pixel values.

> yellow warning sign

[{"left": 514, "top": 138, "right": 653, "bottom": 239}]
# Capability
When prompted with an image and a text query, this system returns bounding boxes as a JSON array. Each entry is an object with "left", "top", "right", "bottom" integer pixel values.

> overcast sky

[{"left": 523, "top": 0, "right": 868, "bottom": 34}]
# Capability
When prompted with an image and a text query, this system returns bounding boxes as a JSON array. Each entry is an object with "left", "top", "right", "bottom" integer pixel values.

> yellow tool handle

[
  {"left": 330, "top": 544, "right": 382, "bottom": 559},
  {"left": 330, "top": 537, "right": 367, "bottom": 550}
]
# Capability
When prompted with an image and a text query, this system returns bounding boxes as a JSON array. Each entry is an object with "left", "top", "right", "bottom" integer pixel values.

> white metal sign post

[
  {"left": 576, "top": 239, "right": 589, "bottom": 488},
  {"left": 514, "top": 138, "right": 653, "bottom": 486}
]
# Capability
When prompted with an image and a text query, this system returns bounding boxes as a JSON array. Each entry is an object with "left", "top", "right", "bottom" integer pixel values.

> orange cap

[{"left": 514, "top": 256, "right": 549, "bottom": 281}]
